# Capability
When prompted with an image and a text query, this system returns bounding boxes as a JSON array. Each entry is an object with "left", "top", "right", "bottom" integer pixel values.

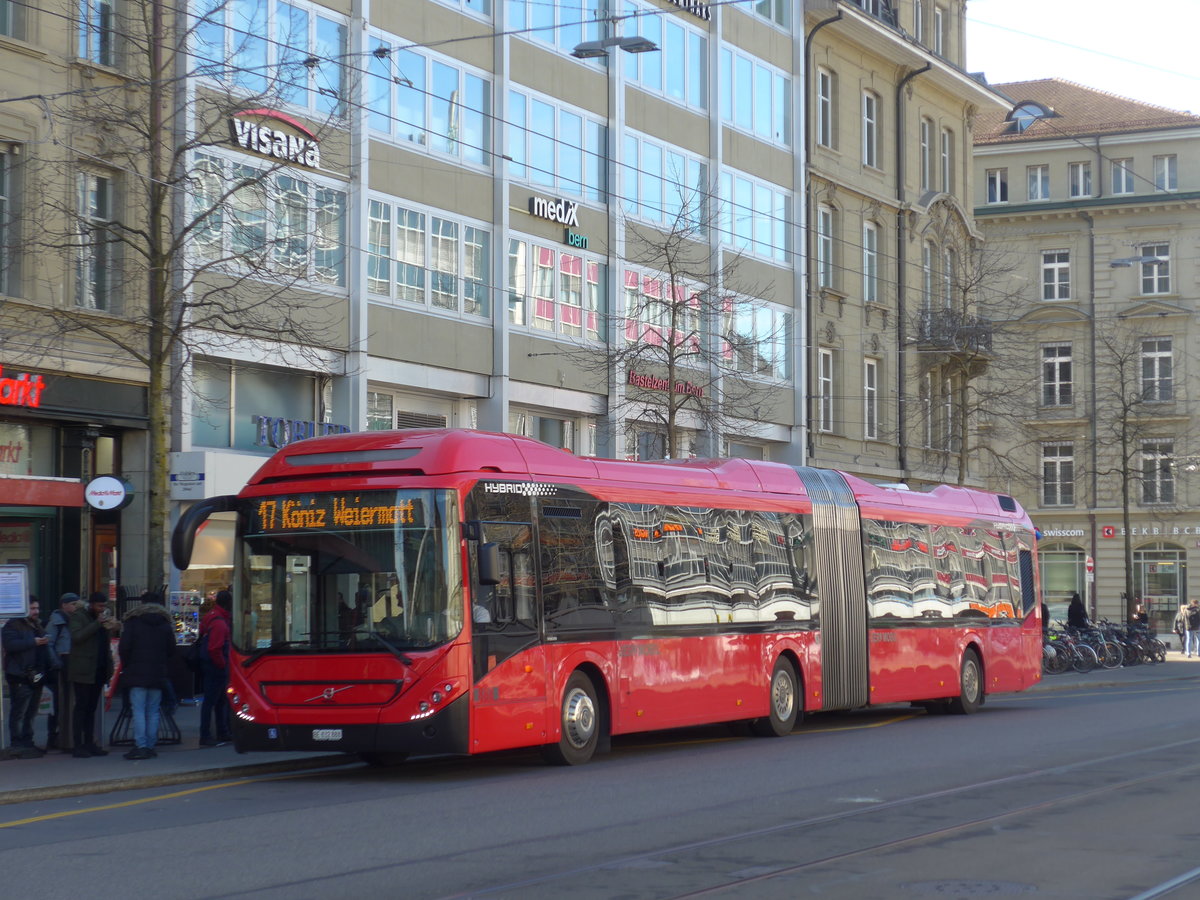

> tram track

[{"left": 441, "top": 734, "right": 1200, "bottom": 900}]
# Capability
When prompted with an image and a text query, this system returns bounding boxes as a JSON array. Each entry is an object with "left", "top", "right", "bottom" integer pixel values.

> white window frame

[
  {"left": 369, "top": 35, "right": 493, "bottom": 169},
  {"left": 367, "top": 195, "right": 491, "bottom": 319},
  {"left": 1042, "top": 443, "right": 1075, "bottom": 507},
  {"left": 816, "top": 68, "right": 835, "bottom": 149},
  {"left": 719, "top": 46, "right": 790, "bottom": 146},
  {"left": 913, "top": 0, "right": 925, "bottom": 43},
  {"left": 818, "top": 348, "right": 835, "bottom": 433},
  {"left": 1141, "top": 337, "right": 1173, "bottom": 402},
  {"left": 816, "top": 205, "right": 834, "bottom": 289},
  {"left": 864, "top": 357, "right": 879, "bottom": 440},
  {"left": 1111, "top": 158, "right": 1134, "bottom": 195},
  {"left": 79, "top": 0, "right": 115, "bottom": 66},
  {"left": 933, "top": 5, "right": 945, "bottom": 55},
  {"left": 625, "top": 132, "right": 709, "bottom": 230},
  {"left": 624, "top": 0, "right": 709, "bottom": 112},
  {"left": 192, "top": 151, "right": 348, "bottom": 290},
  {"left": 77, "top": 171, "right": 116, "bottom": 310},
  {"left": 1140, "top": 243, "right": 1170, "bottom": 294},
  {"left": 723, "top": 296, "right": 792, "bottom": 381},
  {"left": 921, "top": 241, "right": 934, "bottom": 310},
  {"left": 862, "top": 91, "right": 879, "bottom": 169},
  {"left": 1141, "top": 440, "right": 1175, "bottom": 505},
  {"left": 1041, "top": 343, "right": 1072, "bottom": 407},
  {"left": 1027, "top": 164, "right": 1049, "bottom": 201},
  {"left": 193, "top": 0, "right": 349, "bottom": 118},
  {"left": 919, "top": 118, "right": 932, "bottom": 192},
  {"left": 863, "top": 221, "right": 880, "bottom": 304},
  {"left": 1068, "top": 161, "right": 1092, "bottom": 198},
  {"left": 986, "top": 168, "right": 1007, "bottom": 204},
  {"left": 510, "top": 238, "right": 606, "bottom": 341},
  {"left": 0, "top": 147, "right": 11, "bottom": 297},
  {"left": 719, "top": 168, "right": 790, "bottom": 263},
  {"left": 1041, "top": 249, "right": 1070, "bottom": 301},
  {"left": 1154, "top": 155, "right": 1178, "bottom": 192},
  {"left": 940, "top": 127, "right": 953, "bottom": 192}
]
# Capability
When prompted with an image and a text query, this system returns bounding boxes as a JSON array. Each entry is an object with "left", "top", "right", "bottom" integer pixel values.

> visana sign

[
  {"left": 230, "top": 109, "right": 321, "bottom": 169},
  {"left": 529, "top": 195, "right": 580, "bottom": 228}
]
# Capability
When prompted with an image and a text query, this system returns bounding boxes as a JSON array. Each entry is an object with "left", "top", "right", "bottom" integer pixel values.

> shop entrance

[{"left": 1134, "top": 543, "right": 1185, "bottom": 633}]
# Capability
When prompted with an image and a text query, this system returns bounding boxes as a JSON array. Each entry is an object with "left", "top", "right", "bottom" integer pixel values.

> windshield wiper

[
  {"left": 241, "top": 641, "right": 300, "bottom": 667},
  {"left": 362, "top": 630, "right": 414, "bottom": 666}
]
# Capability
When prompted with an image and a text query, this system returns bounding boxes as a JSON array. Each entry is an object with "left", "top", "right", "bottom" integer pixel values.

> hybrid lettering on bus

[{"left": 171, "top": 429, "right": 1042, "bottom": 765}]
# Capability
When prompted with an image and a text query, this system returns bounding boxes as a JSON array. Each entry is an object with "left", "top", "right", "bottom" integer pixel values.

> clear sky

[{"left": 965, "top": 0, "right": 1200, "bottom": 114}]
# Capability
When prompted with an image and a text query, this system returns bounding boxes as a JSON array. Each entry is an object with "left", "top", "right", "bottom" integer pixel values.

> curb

[{"left": 0, "top": 754, "right": 356, "bottom": 807}]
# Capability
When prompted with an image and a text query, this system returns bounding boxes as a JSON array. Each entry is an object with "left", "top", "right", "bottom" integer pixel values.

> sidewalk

[
  {"left": 4, "top": 655, "right": 1200, "bottom": 807},
  {"left": 0, "top": 697, "right": 350, "bottom": 806}
]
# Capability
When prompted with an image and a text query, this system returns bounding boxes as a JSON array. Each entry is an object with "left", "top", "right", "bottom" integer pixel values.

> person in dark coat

[
  {"left": 68, "top": 592, "right": 120, "bottom": 758},
  {"left": 118, "top": 593, "right": 177, "bottom": 759},
  {"left": 2, "top": 599, "right": 51, "bottom": 758},
  {"left": 1066, "top": 592, "right": 1088, "bottom": 629}
]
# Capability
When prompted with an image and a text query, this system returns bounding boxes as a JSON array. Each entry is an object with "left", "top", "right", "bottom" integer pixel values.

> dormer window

[{"left": 1006, "top": 101, "right": 1053, "bottom": 133}]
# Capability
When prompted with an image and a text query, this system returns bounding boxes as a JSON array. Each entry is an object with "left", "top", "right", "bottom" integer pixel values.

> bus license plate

[{"left": 312, "top": 729, "right": 342, "bottom": 741}]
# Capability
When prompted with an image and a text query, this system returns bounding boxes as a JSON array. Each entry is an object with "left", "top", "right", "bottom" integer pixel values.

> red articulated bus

[{"left": 171, "top": 428, "right": 1042, "bottom": 766}]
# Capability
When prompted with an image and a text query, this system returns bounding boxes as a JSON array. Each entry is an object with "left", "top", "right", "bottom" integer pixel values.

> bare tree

[
  {"left": 909, "top": 209, "right": 1036, "bottom": 486},
  {"left": 559, "top": 191, "right": 788, "bottom": 460},
  {"left": 12, "top": 1, "right": 350, "bottom": 588},
  {"left": 1091, "top": 320, "right": 1199, "bottom": 620}
]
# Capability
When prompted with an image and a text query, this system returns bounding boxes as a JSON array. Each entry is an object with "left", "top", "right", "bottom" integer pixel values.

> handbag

[{"left": 23, "top": 666, "right": 43, "bottom": 687}]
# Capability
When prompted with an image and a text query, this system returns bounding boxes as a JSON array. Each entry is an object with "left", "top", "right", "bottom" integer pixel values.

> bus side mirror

[
  {"left": 171, "top": 495, "right": 238, "bottom": 571},
  {"left": 478, "top": 542, "right": 501, "bottom": 586}
]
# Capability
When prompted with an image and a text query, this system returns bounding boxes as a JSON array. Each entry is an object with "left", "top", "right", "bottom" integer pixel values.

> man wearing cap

[
  {"left": 2, "top": 598, "right": 51, "bottom": 758},
  {"left": 45, "top": 592, "right": 79, "bottom": 752}
]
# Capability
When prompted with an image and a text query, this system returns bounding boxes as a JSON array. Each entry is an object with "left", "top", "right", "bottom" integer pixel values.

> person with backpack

[
  {"left": 198, "top": 590, "right": 233, "bottom": 747},
  {"left": 1185, "top": 600, "right": 1200, "bottom": 658}
]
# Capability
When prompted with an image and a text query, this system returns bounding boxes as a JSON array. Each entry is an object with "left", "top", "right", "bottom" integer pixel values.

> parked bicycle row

[{"left": 1043, "top": 621, "right": 1168, "bottom": 675}]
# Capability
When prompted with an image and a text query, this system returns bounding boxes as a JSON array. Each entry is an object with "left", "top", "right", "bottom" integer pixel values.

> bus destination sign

[{"left": 252, "top": 492, "right": 421, "bottom": 533}]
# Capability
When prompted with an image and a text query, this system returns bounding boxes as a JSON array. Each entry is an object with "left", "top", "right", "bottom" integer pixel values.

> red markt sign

[{"left": 0, "top": 367, "right": 46, "bottom": 409}]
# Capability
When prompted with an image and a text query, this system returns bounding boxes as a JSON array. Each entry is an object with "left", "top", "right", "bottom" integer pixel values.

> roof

[{"left": 975, "top": 78, "right": 1200, "bottom": 145}]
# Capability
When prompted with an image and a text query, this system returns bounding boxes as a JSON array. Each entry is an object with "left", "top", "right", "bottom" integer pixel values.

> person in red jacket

[{"left": 198, "top": 590, "right": 233, "bottom": 747}]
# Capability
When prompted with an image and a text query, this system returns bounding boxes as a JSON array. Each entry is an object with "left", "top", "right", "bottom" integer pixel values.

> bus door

[
  {"left": 795, "top": 468, "right": 870, "bottom": 710},
  {"left": 469, "top": 521, "right": 548, "bottom": 752}
]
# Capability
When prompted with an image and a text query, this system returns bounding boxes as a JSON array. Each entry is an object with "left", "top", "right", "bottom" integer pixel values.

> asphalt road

[{"left": 2, "top": 679, "right": 1198, "bottom": 900}]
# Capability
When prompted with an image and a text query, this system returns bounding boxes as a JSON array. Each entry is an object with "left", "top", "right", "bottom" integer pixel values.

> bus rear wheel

[
  {"left": 542, "top": 671, "right": 601, "bottom": 765},
  {"left": 751, "top": 657, "right": 799, "bottom": 737},
  {"left": 948, "top": 649, "right": 984, "bottom": 715}
]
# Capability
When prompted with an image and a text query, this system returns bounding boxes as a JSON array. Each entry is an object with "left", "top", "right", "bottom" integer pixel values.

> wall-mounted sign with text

[
  {"left": 85, "top": 475, "right": 135, "bottom": 511},
  {"left": 0, "top": 366, "right": 46, "bottom": 409},
  {"left": 252, "top": 415, "right": 351, "bottom": 450},
  {"left": 628, "top": 370, "right": 705, "bottom": 399},
  {"left": 229, "top": 108, "right": 322, "bottom": 169}
]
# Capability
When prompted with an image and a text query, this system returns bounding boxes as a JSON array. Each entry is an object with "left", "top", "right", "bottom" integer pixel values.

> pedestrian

[
  {"left": 45, "top": 592, "right": 79, "bottom": 752},
  {"left": 68, "top": 592, "right": 120, "bottom": 758},
  {"left": 198, "top": 590, "right": 233, "bottom": 747},
  {"left": 1066, "top": 592, "right": 1088, "bottom": 629},
  {"left": 2, "top": 599, "right": 52, "bottom": 758},
  {"left": 1187, "top": 600, "right": 1200, "bottom": 659},
  {"left": 118, "top": 592, "right": 176, "bottom": 760},
  {"left": 1173, "top": 604, "right": 1189, "bottom": 655}
]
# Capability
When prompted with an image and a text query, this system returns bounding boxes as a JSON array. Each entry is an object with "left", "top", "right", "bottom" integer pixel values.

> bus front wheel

[
  {"left": 542, "top": 671, "right": 601, "bottom": 765},
  {"left": 948, "top": 649, "right": 984, "bottom": 715},
  {"left": 751, "top": 657, "right": 799, "bottom": 737}
]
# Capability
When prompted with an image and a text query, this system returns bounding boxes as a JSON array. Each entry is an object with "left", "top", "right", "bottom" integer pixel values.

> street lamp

[
  {"left": 569, "top": 22, "right": 657, "bottom": 460},
  {"left": 571, "top": 34, "right": 659, "bottom": 58},
  {"left": 1109, "top": 255, "right": 1168, "bottom": 268}
]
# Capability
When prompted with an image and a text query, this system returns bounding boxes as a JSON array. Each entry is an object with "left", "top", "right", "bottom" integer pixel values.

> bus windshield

[{"left": 234, "top": 489, "right": 462, "bottom": 655}]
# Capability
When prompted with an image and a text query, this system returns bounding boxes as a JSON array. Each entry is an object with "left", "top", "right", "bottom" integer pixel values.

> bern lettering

[{"left": 530, "top": 195, "right": 580, "bottom": 227}]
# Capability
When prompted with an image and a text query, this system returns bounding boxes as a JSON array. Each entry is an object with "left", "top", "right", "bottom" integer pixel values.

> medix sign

[
  {"left": 529, "top": 195, "right": 579, "bottom": 228},
  {"left": 230, "top": 109, "right": 321, "bottom": 169},
  {"left": 0, "top": 367, "right": 46, "bottom": 409}
]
